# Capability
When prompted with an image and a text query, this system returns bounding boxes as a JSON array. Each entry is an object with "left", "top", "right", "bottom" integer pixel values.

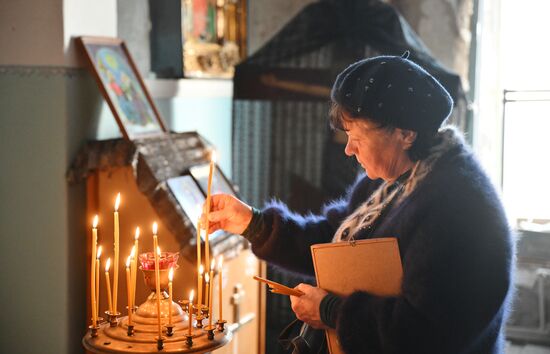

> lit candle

[
  {"left": 204, "top": 273, "right": 210, "bottom": 317},
  {"left": 198, "top": 264, "right": 204, "bottom": 308},
  {"left": 168, "top": 267, "right": 174, "bottom": 326},
  {"left": 125, "top": 256, "right": 133, "bottom": 325},
  {"left": 188, "top": 290, "right": 194, "bottom": 336},
  {"left": 96, "top": 246, "right": 102, "bottom": 320},
  {"left": 208, "top": 259, "right": 215, "bottom": 310},
  {"left": 105, "top": 258, "right": 114, "bottom": 314},
  {"left": 208, "top": 266, "right": 214, "bottom": 327},
  {"left": 113, "top": 193, "right": 121, "bottom": 315},
  {"left": 132, "top": 227, "right": 139, "bottom": 308},
  {"left": 204, "top": 151, "right": 216, "bottom": 279},
  {"left": 218, "top": 256, "right": 224, "bottom": 320},
  {"left": 196, "top": 219, "right": 201, "bottom": 307},
  {"left": 91, "top": 216, "right": 98, "bottom": 326},
  {"left": 129, "top": 245, "right": 136, "bottom": 311},
  {"left": 153, "top": 223, "right": 162, "bottom": 339}
]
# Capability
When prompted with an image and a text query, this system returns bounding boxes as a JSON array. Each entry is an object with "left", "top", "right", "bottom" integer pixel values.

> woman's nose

[{"left": 344, "top": 139, "right": 355, "bottom": 156}]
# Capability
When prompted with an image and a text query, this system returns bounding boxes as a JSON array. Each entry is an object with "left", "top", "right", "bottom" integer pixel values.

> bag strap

[{"left": 278, "top": 318, "right": 304, "bottom": 350}]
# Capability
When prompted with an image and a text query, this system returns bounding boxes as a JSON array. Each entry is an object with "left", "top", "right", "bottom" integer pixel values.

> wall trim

[{"left": 0, "top": 66, "right": 86, "bottom": 78}]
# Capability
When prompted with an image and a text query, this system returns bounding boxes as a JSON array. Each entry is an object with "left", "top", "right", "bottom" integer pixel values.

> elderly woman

[{"left": 204, "top": 54, "right": 514, "bottom": 354}]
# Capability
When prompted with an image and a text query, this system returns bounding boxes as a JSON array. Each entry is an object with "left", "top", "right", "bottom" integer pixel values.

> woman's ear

[{"left": 399, "top": 129, "right": 417, "bottom": 150}]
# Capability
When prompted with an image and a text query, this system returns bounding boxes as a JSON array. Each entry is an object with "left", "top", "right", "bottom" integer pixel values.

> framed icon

[{"left": 78, "top": 36, "right": 167, "bottom": 140}]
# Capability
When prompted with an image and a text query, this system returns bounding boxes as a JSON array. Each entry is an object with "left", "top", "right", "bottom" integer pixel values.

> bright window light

[{"left": 499, "top": 0, "right": 550, "bottom": 228}]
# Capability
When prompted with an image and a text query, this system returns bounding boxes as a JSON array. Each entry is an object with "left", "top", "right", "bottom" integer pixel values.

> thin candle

[
  {"left": 218, "top": 256, "right": 224, "bottom": 320},
  {"left": 132, "top": 227, "right": 139, "bottom": 307},
  {"left": 204, "top": 273, "right": 210, "bottom": 313},
  {"left": 91, "top": 215, "right": 98, "bottom": 326},
  {"left": 129, "top": 246, "right": 136, "bottom": 309},
  {"left": 204, "top": 151, "right": 216, "bottom": 279},
  {"left": 105, "top": 258, "right": 114, "bottom": 314},
  {"left": 196, "top": 219, "right": 201, "bottom": 307},
  {"left": 198, "top": 264, "right": 204, "bottom": 307},
  {"left": 208, "top": 270, "right": 214, "bottom": 327},
  {"left": 188, "top": 290, "right": 194, "bottom": 336},
  {"left": 125, "top": 256, "right": 133, "bottom": 326},
  {"left": 113, "top": 193, "right": 121, "bottom": 315},
  {"left": 208, "top": 259, "right": 215, "bottom": 310},
  {"left": 153, "top": 223, "right": 162, "bottom": 339},
  {"left": 96, "top": 246, "right": 102, "bottom": 320},
  {"left": 168, "top": 267, "right": 174, "bottom": 325}
]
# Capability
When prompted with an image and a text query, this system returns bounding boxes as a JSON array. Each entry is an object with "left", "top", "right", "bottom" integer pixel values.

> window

[{"left": 476, "top": 0, "right": 550, "bottom": 229}]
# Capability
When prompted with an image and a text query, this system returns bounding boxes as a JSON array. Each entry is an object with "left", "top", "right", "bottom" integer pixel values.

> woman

[{"left": 204, "top": 54, "right": 514, "bottom": 354}]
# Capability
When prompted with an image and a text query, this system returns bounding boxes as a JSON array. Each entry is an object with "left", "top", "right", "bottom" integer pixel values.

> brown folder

[{"left": 311, "top": 238, "right": 403, "bottom": 354}]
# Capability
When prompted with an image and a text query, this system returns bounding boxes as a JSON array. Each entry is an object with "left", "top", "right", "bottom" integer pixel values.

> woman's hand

[
  {"left": 290, "top": 284, "right": 329, "bottom": 329},
  {"left": 202, "top": 194, "right": 253, "bottom": 235}
]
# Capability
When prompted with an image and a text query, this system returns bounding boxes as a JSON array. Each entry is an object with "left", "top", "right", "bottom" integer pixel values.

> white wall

[
  {"left": 0, "top": 0, "right": 65, "bottom": 66},
  {"left": 63, "top": 0, "right": 117, "bottom": 66},
  {"left": 0, "top": 0, "right": 116, "bottom": 67}
]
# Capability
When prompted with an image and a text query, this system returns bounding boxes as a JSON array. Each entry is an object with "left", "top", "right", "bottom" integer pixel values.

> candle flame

[
  {"left": 211, "top": 150, "right": 217, "bottom": 163},
  {"left": 157, "top": 246, "right": 161, "bottom": 256},
  {"left": 135, "top": 227, "right": 140, "bottom": 240},
  {"left": 93, "top": 215, "right": 99, "bottom": 228},
  {"left": 115, "top": 193, "right": 121, "bottom": 211},
  {"left": 199, "top": 264, "right": 204, "bottom": 275},
  {"left": 218, "top": 255, "right": 224, "bottom": 269},
  {"left": 97, "top": 246, "right": 103, "bottom": 259},
  {"left": 168, "top": 267, "right": 174, "bottom": 282},
  {"left": 210, "top": 259, "right": 216, "bottom": 271},
  {"left": 189, "top": 290, "right": 194, "bottom": 302},
  {"left": 105, "top": 258, "right": 111, "bottom": 272},
  {"left": 205, "top": 273, "right": 210, "bottom": 283},
  {"left": 152, "top": 222, "right": 158, "bottom": 235},
  {"left": 130, "top": 245, "right": 136, "bottom": 258},
  {"left": 126, "top": 256, "right": 131, "bottom": 268}
]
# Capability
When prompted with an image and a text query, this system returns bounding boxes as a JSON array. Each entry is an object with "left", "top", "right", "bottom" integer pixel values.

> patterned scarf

[{"left": 332, "top": 126, "right": 464, "bottom": 242}]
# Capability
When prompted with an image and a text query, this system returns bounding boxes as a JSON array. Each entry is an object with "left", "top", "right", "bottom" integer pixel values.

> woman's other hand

[
  {"left": 202, "top": 194, "right": 253, "bottom": 235},
  {"left": 290, "top": 284, "right": 329, "bottom": 329}
]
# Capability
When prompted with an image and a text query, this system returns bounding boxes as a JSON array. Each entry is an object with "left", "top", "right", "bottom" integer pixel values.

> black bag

[{"left": 278, "top": 318, "right": 327, "bottom": 354}]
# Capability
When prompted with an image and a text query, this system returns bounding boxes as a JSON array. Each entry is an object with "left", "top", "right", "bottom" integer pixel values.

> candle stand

[{"left": 83, "top": 259, "right": 231, "bottom": 353}]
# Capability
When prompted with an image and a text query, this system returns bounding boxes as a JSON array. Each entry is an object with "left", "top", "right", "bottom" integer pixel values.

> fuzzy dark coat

[{"left": 246, "top": 140, "right": 515, "bottom": 354}]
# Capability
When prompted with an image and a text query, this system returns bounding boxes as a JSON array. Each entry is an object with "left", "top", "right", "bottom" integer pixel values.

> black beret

[{"left": 330, "top": 54, "right": 453, "bottom": 134}]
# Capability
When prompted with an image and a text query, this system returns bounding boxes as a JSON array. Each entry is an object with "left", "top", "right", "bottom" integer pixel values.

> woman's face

[{"left": 342, "top": 116, "right": 415, "bottom": 181}]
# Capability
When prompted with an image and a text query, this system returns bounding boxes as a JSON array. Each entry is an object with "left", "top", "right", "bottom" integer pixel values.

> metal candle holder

[
  {"left": 83, "top": 253, "right": 232, "bottom": 353},
  {"left": 216, "top": 319, "right": 227, "bottom": 332},
  {"left": 165, "top": 323, "right": 175, "bottom": 336},
  {"left": 89, "top": 324, "right": 100, "bottom": 338},
  {"left": 105, "top": 311, "right": 121, "bottom": 327},
  {"left": 185, "top": 334, "right": 193, "bottom": 346},
  {"left": 203, "top": 324, "right": 216, "bottom": 340},
  {"left": 156, "top": 337, "right": 164, "bottom": 350}
]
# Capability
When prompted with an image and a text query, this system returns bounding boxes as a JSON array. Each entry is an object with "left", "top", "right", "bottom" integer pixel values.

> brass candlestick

[
  {"left": 165, "top": 323, "right": 175, "bottom": 336},
  {"left": 203, "top": 324, "right": 216, "bottom": 340},
  {"left": 126, "top": 324, "right": 134, "bottom": 336},
  {"left": 156, "top": 337, "right": 164, "bottom": 350},
  {"left": 84, "top": 251, "right": 233, "bottom": 353},
  {"left": 185, "top": 334, "right": 193, "bottom": 346},
  {"left": 105, "top": 311, "right": 121, "bottom": 327},
  {"left": 89, "top": 324, "right": 100, "bottom": 338},
  {"left": 216, "top": 319, "right": 227, "bottom": 332}
]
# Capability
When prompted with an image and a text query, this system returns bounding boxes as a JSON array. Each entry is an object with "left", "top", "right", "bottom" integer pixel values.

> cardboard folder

[{"left": 311, "top": 238, "right": 403, "bottom": 354}]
